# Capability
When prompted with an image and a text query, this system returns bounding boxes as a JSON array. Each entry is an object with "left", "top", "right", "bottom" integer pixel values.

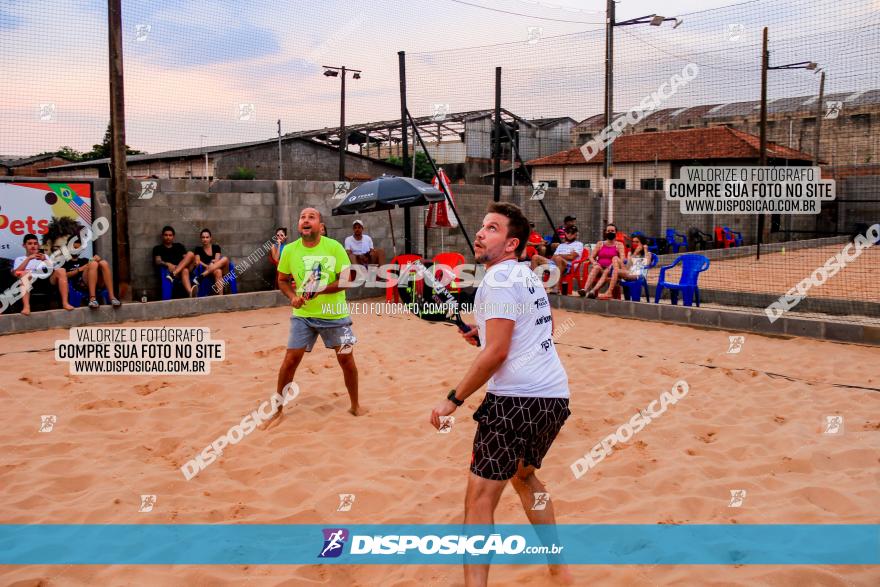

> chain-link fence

[
  {"left": 403, "top": 0, "right": 880, "bottom": 325},
  {"left": 2, "top": 0, "right": 878, "bottom": 324}
]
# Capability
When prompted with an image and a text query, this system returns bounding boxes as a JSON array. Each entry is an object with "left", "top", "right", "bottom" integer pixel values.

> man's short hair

[
  {"left": 487, "top": 202, "right": 529, "bottom": 256},
  {"left": 161, "top": 225, "right": 175, "bottom": 235},
  {"left": 22, "top": 233, "right": 38, "bottom": 245},
  {"left": 564, "top": 215, "right": 576, "bottom": 223},
  {"left": 564, "top": 225, "right": 578, "bottom": 234}
]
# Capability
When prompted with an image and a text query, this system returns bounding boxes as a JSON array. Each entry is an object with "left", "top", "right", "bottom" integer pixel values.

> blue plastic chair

[
  {"left": 197, "top": 261, "right": 238, "bottom": 296},
  {"left": 68, "top": 284, "right": 109, "bottom": 307},
  {"left": 724, "top": 226, "right": 743, "bottom": 247},
  {"left": 159, "top": 266, "right": 180, "bottom": 300},
  {"left": 665, "top": 228, "right": 688, "bottom": 253},
  {"left": 631, "top": 231, "right": 660, "bottom": 256},
  {"left": 654, "top": 254, "right": 710, "bottom": 307},
  {"left": 621, "top": 254, "right": 658, "bottom": 302}
]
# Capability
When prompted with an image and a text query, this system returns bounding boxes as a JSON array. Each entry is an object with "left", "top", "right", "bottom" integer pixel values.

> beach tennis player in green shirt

[{"left": 271, "top": 207, "right": 363, "bottom": 424}]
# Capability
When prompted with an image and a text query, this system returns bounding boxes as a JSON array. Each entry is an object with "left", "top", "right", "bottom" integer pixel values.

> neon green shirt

[{"left": 277, "top": 236, "right": 350, "bottom": 319}]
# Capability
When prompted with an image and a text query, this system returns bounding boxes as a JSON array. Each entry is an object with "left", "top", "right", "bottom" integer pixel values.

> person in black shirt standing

[
  {"left": 152, "top": 225, "right": 194, "bottom": 295},
  {"left": 190, "top": 228, "right": 230, "bottom": 295}
]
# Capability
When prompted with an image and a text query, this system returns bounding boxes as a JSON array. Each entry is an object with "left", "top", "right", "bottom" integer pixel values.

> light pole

[
  {"left": 758, "top": 25, "right": 818, "bottom": 259},
  {"left": 812, "top": 70, "right": 825, "bottom": 166},
  {"left": 277, "top": 119, "right": 283, "bottom": 180},
  {"left": 323, "top": 65, "right": 362, "bottom": 181},
  {"left": 604, "top": 1, "right": 680, "bottom": 223}
]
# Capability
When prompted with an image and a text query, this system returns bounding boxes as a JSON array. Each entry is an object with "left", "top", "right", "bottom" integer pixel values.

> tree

[
  {"left": 80, "top": 123, "right": 144, "bottom": 161},
  {"left": 55, "top": 146, "right": 84, "bottom": 161},
  {"left": 36, "top": 146, "right": 84, "bottom": 161},
  {"left": 386, "top": 151, "right": 435, "bottom": 183}
]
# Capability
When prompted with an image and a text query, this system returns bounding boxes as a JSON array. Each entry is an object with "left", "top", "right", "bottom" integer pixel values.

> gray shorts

[{"left": 287, "top": 316, "right": 356, "bottom": 352}]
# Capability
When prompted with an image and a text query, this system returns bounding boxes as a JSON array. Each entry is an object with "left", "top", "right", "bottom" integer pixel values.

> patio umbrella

[{"left": 331, "top": 175, "right": 444, "bottom": 216}]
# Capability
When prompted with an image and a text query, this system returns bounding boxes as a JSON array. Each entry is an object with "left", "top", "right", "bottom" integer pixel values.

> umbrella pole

[
  {"left": 407, "top": 109, "right": 475, "bottom": 257},
  {"left": 387, "top": 209, "right": 397, "bottom": 256},
  {"left": 423, "top": 210, "right": 429, "bottom": 258}
]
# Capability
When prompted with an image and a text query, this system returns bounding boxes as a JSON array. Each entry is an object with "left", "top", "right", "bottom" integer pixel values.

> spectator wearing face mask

[{"left": 578, "top": 223, "right": 626, "bottom": 298}]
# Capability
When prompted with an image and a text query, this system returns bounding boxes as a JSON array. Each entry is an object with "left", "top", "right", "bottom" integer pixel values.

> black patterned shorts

[{"left": 470, "top": 393, "right": 571, "bottom": 481}]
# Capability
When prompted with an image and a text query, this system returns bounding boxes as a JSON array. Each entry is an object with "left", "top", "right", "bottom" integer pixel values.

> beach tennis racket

[
  {"left": 397, "top": 260, "right": 480, "bottom": 347},
  {"left": 302, "top": 262, "right": 322, "bottom": 301}
]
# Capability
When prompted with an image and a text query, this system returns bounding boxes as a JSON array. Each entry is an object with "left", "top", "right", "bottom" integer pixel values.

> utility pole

[
  {"left": 108, "top": 0, "right": 130, "bottom": 299},
  {"left": 339, "top": 66, "right": 346, "bottom": 181},
  {"left": 813, "top": 71, "right": 825, "bottom": 166},
  {"left": 398, "top": 51, "right": 411, "bottom": 254},
  {"left": 602, "top": 4, "right": 679, "bottom": 224},
  {"left": 277, "top": 119, "right": 283, "bottom": 180},
  {"left": 757, "top": 26, "right": 769, "bottom": 260},
  {"left": 604, "top": 0, "right": 615, "bottom": 223},
  {"left": 200, "top": 134, "right": 208, "bottom": 179},
  {"left": 494, "top": 67, "right": 501, "bottom": 202},
  {"left": 323, "top": 65, "right": 361, "bottom": 181}
]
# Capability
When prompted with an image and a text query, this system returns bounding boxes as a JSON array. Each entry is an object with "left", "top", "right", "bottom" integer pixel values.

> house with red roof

[{"left": 527, "top": 126, "right": 818, "bottom": 191}]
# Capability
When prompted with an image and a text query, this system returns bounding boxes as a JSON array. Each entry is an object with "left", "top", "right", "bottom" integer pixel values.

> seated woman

[
  {"left": 595, "top": 233, "right": 653, "bottom": 300},
  {"left": 578, "top": 223, "right": 626, "bottom": 298},
  {"left": 190, "top": 228, "right": 230, "bottom": 295}
]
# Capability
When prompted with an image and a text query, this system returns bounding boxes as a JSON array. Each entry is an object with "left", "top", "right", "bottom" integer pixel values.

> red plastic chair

[
  {"left": 559, "top": 249, "right": 591, "bottom": 295},
  {"left": 386, "top": 254, "right": 422, "bottom": 302},
  {"left": 615, "top": 231, "right": 631, "bottom": 258},
  {"left": 714, "top": 226, "right": 735, "bottom": 249},
  {"left": 431, "top": 252, "right": 466, "bottom": 293}
]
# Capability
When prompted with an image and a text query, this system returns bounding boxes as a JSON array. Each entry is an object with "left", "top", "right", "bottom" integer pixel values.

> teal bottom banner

[{"left": 1, "top": 525, "right": 877, "bottom": 565}]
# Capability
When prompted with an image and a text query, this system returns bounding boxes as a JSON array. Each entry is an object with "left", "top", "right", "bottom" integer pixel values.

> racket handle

[{"left": 459, "top": 323, "right": 481, "bottom": 347}]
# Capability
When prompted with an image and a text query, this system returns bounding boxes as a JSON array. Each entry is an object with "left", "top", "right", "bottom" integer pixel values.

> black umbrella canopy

[{"left": 331, "top": 175, "right": 444, "bottom": 216}]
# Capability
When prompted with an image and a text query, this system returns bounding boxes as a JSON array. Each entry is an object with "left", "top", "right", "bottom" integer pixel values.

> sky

[{"left": 0, "top": 0, "right": 877, "bottom": 156}]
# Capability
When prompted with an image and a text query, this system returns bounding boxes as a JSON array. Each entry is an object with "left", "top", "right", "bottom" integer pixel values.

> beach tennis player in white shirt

[{"left": 429, "top": 202, "right": 572, "bottom": 587}]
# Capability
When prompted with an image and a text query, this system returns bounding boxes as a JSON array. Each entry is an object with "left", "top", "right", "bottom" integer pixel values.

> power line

[{"left": 443, "top": 0, "right": 604, "bottom": 24}]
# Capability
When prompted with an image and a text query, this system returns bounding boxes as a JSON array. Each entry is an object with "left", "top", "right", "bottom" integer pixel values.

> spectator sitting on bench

[
  {"left": 13, "top": 233, "right": 74, "bottom": 314},
  {"left": 190, "top": 228, "right": 230, "bottom": 295},
  {"left": 530, "top": 224, "right": 584, "bottom": 294},
  {"left": 528, "top": 222, "right": 547, "bottom": 256},
  {"left": 344, "top": 219, "right": 384, "bottom": 266},
  {"left": 550, "top": 215, "right": 577, "bottom": 254},
  {"left": 594, "top": 233, "right": 653, "bottom": 300},
  {"left": 153, "top": 225, "right": 194, "bottom": 296},
  {"left": 43, "top": 216, "right": 122, "bottom": 309},
  {"left": 579, "top": 223, "right": 626, "bottom": 298}
]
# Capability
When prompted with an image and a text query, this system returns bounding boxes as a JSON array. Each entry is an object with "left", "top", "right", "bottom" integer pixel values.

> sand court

[
  {"left": 660, "top": 243, "right": 880, "bottom": 302},
  {"left": 1, "top": 305, "right": 878, "bottom": 585}
]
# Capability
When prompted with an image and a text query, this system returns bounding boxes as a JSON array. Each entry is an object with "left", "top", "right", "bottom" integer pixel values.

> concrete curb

[
  {"left": 0, "top": 285, "right": 381, "bottom": 336},
  {"left": 3, "top": 285, "right": 875, "bottom": 345},
  {"left": 551, "top": 295, "right": 877, "bottom": 346}
]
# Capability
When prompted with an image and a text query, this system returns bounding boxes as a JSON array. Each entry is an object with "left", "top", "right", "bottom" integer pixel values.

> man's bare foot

[
  {"left": 21, "top": 307, "right": 31, "bottom": 316},
  {"left": 549, "top": 564, "right": 574, "bottom": 585},
  {"left": 63, "top": 303, "right": 75, "bottom": 311},
  {"left": 348, "top": 405, "right": 366, "bottom": 416},
  {"left": 259, "top": 409, "right": 284, "bottom": 431}
]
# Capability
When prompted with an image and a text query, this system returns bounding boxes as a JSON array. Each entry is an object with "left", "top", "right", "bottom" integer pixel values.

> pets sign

[{"left": 0, "top": 181, "right": 94, "bottom": 262}]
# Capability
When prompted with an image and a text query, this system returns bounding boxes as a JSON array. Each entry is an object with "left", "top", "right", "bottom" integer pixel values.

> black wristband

[{"left": 447, "top": 389, "right": 464, "bottom": 406}]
